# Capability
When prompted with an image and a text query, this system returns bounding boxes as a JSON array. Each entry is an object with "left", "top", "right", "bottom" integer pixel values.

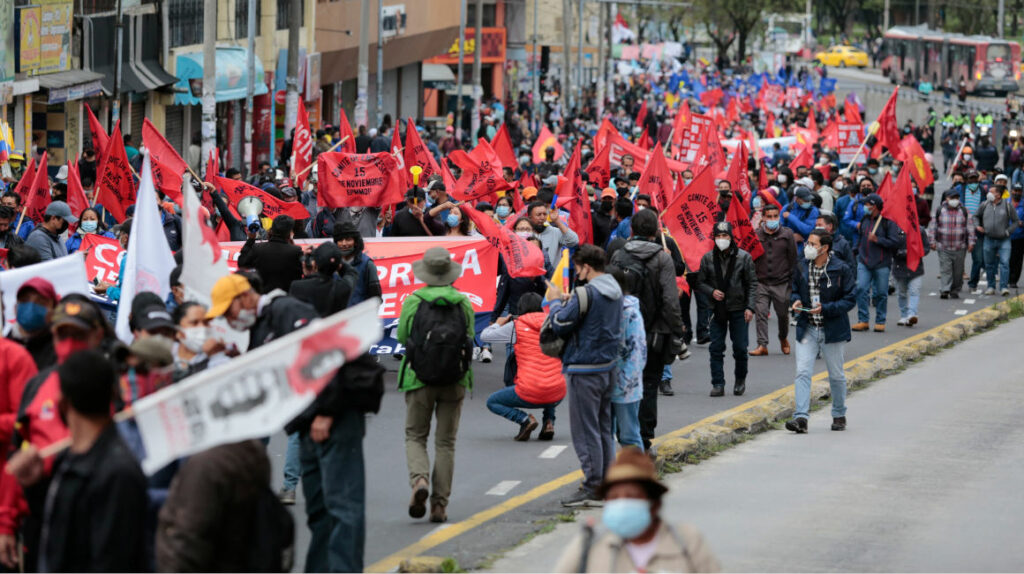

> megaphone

[
  {"left": 238, "top": 195, "right": 265, "bottom": 234},
  {"left": 410, "top": 165, "right": 423, "bottom": 186}
]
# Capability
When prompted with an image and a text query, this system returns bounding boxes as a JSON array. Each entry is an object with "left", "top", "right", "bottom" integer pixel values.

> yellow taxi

[{"left": 815, "top": 45, "right": 870, "bottom": 68}]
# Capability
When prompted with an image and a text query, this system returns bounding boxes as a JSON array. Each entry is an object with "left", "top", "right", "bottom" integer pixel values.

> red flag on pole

[
  {"left": 448, "top": 139, "right": 513, "bottom": 201},
  {"left": 12, "top": 158, "right": 36, "bottom": 203},
  {"left": 24, "top": 152, "right": 51, "bottom": 224},
  {"left": 726, "top": 140, "right": 751, "bottom": 204},
  {"left": 661, "top": 165, "right": 720, "bottom": 271},
  {"left": 897, "top": 134, "right": 935, "bottom": 190},
  {"left": 788, "top": 144, "right": 814, "bottom": 171},
  {"left": 725, "top": 192, "right": 764, "bottom": 260},
  {"left": 491, "top": 122, "right": 518, "bottom": 170},
  {"left": 563, "top": 141, "right": 593, "bottom": 245},
  {"left": 671, "top": 101, "right": 691, "bottom": 153},
  {"left": 874, "top": 87, "right": 901, "bottom": 153},
  {"left": 292, "top": 100, "right": 313, "bottom": 191},
  {"left": 66, "top": 161, "right": 89, "bottom": 217},
  {"left": 316, "top": 151, "right": 407, "bottom": 208},
  {"left": 142, "top": 118, "right": 186, "bottom": 204},
  {"left": 845, "top": 101, "right": 863, "bottom": 125},
  {"left": 584, "top": 144, "right": 612, "bottom": 189},
  {"left": 94, "top": 121, "right": 137, "bottom": 222},
  {"left": 532, "top": 125, "right": 563, "bottom": 163},
  {"left": 638, "top": 143, "right": 674, "bottom": 212},
  {"left": 403, "top": 117, "right": 441, "bottom": 184},
  {"left": 337, "top": 109, "right": 356, "bottom": 153},
  {"left": 85, "top": 104, "right": 109, "bottom": 166},
  {"left": 635, "top": 100, "right": 648, "bottom": 128},
  {"left": 214, "top": 176, "right": 311, "bottom": 220},
  {"left": 881, "top": 167, "right": 924, "bottom": 272},
  {"left": 461, "top": 202, "right": 546, "bottom": 278}
]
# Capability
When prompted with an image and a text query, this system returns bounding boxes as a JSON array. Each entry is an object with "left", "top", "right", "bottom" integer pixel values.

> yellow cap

[{"left": 206, "top": 274, "right": 253, "bottom": 319}]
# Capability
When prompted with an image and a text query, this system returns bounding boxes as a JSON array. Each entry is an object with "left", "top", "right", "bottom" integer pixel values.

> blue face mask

[
  {"left": 445, "top": 213, "right": 460, "bottom": 228},
  {"left": 601, "top": 498, "right": 652, "bottom": 539},
  {"left": 79, "top": 220, "right": 98, "bottom": 234},
  {"left": 16, "top": 301, "right": 48, "bottom": 333},
  {"left": 968, "top": 183, "right": 980, "bottom": 191},
  {"left": 765, "top": 218, "right": 781, "bottom": 230},
  {"left": 496, "top": 205, "right": 511, "bottom": 218}
]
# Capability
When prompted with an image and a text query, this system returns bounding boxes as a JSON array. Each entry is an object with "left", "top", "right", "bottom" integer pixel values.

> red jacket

[
  {"left": 0, "top": 340, "right": 36, "bottom": 446},
  {"left": 513, "top": 313, "right": 567, "bottom": 405}
]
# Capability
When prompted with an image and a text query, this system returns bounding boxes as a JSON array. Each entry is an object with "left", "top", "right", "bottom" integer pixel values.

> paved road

[{"left": 485, "top": 315, "right": 1024, "bottom": 572}]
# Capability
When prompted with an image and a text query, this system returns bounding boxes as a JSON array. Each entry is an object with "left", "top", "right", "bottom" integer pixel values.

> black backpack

[
  {"left": 539, "top": 287, "right": 590, "bottom": 358},
  {"left": 405, "top": 294, "right": 473, "bottom": 385},
  {"left": 244, "top": 486, "right": 296, "bottom": 572},
  {"left": 618, "top": 251, "right": 662, "bottom": 330}
]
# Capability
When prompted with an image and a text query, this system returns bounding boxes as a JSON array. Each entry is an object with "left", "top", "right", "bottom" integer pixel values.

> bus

[{"left": 881, "top": 25, "right": 1021, "bottom": 95}]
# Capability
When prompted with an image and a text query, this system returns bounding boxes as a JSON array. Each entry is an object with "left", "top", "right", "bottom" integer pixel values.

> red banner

[
  {"left": 725, "top": 193, "right": 764, "bottom": 260},
  {"left": 293, "top": 100, "right": 313, "bottom": 190},
  {"left": 638, "top": 143, "right": 674, "bottom": 211},
  {"left": 94, "top": 121, "right": 137, "bottom": 223},
  {"left": 24, "top": 152, "right": 51, "bottom": 224},
  {"left": 317, "top": 152, "right": 406, "bottom": 208},
  {"left": 677, "top": 113, "right": 712, "bottom": 165},
  {"left": 460, "top": 202, "right": 545, "bottom": 278},
  {"left": 213, "top": 176, "right": 310, "bottom": 220},
  {"left": 81, "top": 233, "right": 124, "bottom": 283},
  {"left": 447, "top": 139, "right": 512, "bottom": 201},
  {"left": 838, "top": 122, "right": 863, "bottom": 164},
  {"left": 662, "top": 165, "right": 720, "bottom": 271},
  {"left": 563, "top": 141, "right": 593, "bottom": 245},
  {"left": 142, "top": 118, "right": 186, "bottom": 204}
]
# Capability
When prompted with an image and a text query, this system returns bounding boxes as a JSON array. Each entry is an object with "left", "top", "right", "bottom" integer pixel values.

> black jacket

[
  {"left": 610, "top": 239, "right": 684, "bottom": 337},
  {"left": 238, "top": 236, "right": 304, "bottom": 294},
  {"left": 696, "top": 245, "right": 759, "bottom": 315},
  {"left": 248, "top": 292, "right": 319, "bottom": 350},
  {"left": 355, "top": 134, "right": 372, "bottom": 154},
  {"left": 36, "top": 424, "right": 148, "bottom": 573},
  {"left": 8, "top": 330, "right": 56, "bottom": 371},
  {"left": 289, "top": 271, "right": 354, "bottom": 317},
  {"left": 591, "top": 208, "right": 614, "bottom": 249},
  {"left": 211, "top": 191, "right": 249, "bottom": 241},
  {"left": 389, "top": 205, "right": 445, "bottom": 236}
]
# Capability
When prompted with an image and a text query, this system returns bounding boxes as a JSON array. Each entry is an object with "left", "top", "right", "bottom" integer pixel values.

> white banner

[
  {"left": 131, "top": 298, "right": 383, "bottom": 474},
  {"left": 0, "top": 253, "right": 89, "bottom": 326}
]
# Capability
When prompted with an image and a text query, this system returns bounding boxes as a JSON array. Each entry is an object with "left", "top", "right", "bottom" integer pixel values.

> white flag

[
  {"left": 180, "top": 175, "right": 230, "bottom": 306},
  {"left": 131, "top": 298, "right": 383, "bottom": 474},
  {"left": 114, "top": 154, "right": 177, "bottom": 342},
  {"left": 0, "top": 253, "right": 89, "bottom": 327}
]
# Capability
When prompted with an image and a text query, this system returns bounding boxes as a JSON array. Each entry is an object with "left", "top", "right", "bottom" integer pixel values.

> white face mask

[
  {"left": 804, "top": 244, "right": 820, "bottom": 260},
  {"left": 228, "top": 308, "right": 257, "bottom": 331},
  {"left": 834, "top": 181, "right": 845, "bottom": 191},
  {"left": 947, "top": 198, "right": 961, "bottom": 207},
  {"left": 987, "top": 192, "right": 997, "bottom": 202},
  {"left": 180, "top": 326, "right": 209, "bottom": 353},
  {"left": 715, "top": 238, "right": 731, "bottom": 251}
]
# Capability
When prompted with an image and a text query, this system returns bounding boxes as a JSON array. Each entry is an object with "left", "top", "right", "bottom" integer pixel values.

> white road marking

[
  {"left": 486, "top": 480, "right": 521, "bottom": 496},
  {"left": 929, "top": 292, "right": 937, "bottom": 296},
  {"left": 964, "top": 299, "right": 976, "bottom": 305},
  {"left": 954, "top": 309, "right": 968, "bottom": 316},
  {"left": 538, "top": 445, "right": 568, "bottom": 459}
]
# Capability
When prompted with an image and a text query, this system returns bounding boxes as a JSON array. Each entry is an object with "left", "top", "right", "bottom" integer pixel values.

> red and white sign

[
  {"left": 677, "top": 114, "right": 712, "bottom": 164},
  {"left": 838, "top": 123, "right": 863, "bottom": 164},
  {"left": 80, "top": 234, "right": 124, "bottom": 284}
]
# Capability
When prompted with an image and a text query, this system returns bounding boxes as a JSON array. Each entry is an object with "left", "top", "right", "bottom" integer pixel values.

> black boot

[
  {"left": 785, "top": 418, "right": 808, "bottom": 433},
  {"left": 659, "top": 380, "right": 675, "bottom": 396},
  {"left": 831, "top": 416, "right": 847, "bottom": 431},
  {"left": 709, "top": 385, "right": 725, "bottom": 397},
  {"left": 733, "top": 379, "right": 746, "bottom": 396}
]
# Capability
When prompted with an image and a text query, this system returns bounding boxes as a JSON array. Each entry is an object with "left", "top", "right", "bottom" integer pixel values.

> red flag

[
  {"left": 821, "top": 118, "right": 840, "bottom": 149},
  {"left": 806, "top": 110, "right": 817, "bottom": 133},
  {"left": 726, "top": 98, "right": 739, "bottom": 123},
  {"left": 584, "top": 144, "right": 612, "bottom": 190},
  {"left": 726, "top": 141, "right": 751, "bottom": 204},
  {"left": 662, "top": 165, "right": 720, "bottom": 271},
  {"left": 636, "top": 130, "right": 652, "bottom": 151},
  {"left": 789, "top": 145, "right": 814, "bottom": 171},
  {"left": 13, "top": 158, "right": 36, "bottom": 203},
  {"left": 595, "top": 118, "right": 618, "bottom": 152},
  {"left": 563, "top": 142, "right": 593, "bottom": 245},
  {"left": 200, "top": 149, "right": 218, "bottom": 214},
  {"left": 403, "top": 117, "right": 441, "bottom": 186},
  {"left": 85, "top": 105, "right": 109, "bottom": 166},
  {"left": 66, "top": 161, "right": 89, "bottom": 217},
  {"left": 881, "top": 167, "right": 924, "bottom": 272},
  {"left": 214, "top": 176, "right": 311, "bottom": 220},
  {"left": 24, "top": 152, "right": 50, "bottom": 224},
  {"left": 532, "top": 125, "right": 563, "bottom": 163},
  {"left": 638, "top": 143, "right": 674, "bottom": 212},
  {"left": 461, "top": 202, "right": 546, "bottom": 278},
  {"left": 389, "top": 126, "right": 410, "bottom": 193},
  {"left": 337, "top": 109, "right": 356, "bottom": 153},
  {"left": 94, "top": 121, "right": 137, "bottom": 222},
  {"left": 898, "top": 134, "right": 935, "bottom": 190},
  {"left": 765, "top": 111, "right": 777, "bottom": 138},
  {"left": 671, "top": 101, "right": 692, "bottom": 152},
  {"left": 845, "top": 102, "right": 863, "bottom": 125},
  {"left": 726, "top": 192, "right": 764, "bottom": 260},
  {"left": 874, "top": 87, "right": 901, "bottom": 153},
  {"left": 292, "top": 100, "right": 313, "bottom": 191},
  {"left": 316, "top": 151, "right": 406, "bottom": 208},
  {"left": 142, "top": 118, "right": 186, "bottom": 204},
  {"left": 635, "top": 100, "right": 648, "bottom": 128},
  {"left": 440, "top": 159, "right": 458, "bottom": 197},
  {"left": 696, "top": 124, "right": 726, "bottom": 174},
  {"left": 448, "top": 139, "right": 513, "bottom": 201},
  {"left": 491, "top": 122, "right": 517, "bottom": 170},
  {"left": 758, "top": 162, "right": 769, "bottom": 192}
]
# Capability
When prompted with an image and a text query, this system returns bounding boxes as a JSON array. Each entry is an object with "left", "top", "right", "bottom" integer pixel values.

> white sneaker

[
  {"left": 472, "top": 347, "right": 481, "bottom": 361},
  {"left": 480, "top": 348, "right": 493, "bottom": 363},
  {"left": 1002, "top": 288, "right": 1011, "bottom": 296},
  {"left": 972, "top": 288, "right": 984, "bottom": 295},
  {"left": 984, "top": 288, "right": 996, "bottom": 295},
  {"left": 897, "top": 318, "right": 909, "bottom": 326},
  {"left": 677, "top": 343, "right": 691, "bottom": 361}
]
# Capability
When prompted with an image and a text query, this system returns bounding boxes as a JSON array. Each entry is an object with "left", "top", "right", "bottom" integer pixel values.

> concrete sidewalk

[{"left": 482, "top": 318, "right": 1024, "bottom": 572}]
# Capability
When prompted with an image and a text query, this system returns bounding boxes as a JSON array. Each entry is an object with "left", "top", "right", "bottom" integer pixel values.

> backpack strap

[{"left": 664, "top": 523, "right": 698, "bottom": 573}]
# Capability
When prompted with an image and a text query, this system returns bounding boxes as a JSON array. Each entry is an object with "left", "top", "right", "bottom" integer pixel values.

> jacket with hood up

[{"left": 609, "top": 238, "right": 683, "bottom": 337}]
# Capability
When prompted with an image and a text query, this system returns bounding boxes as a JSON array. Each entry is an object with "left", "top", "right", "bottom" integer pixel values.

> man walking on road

[
  {"left": 397, "top": 247, "right": 474, "bottom": 523},
  {"left": 851, "top": 194, "right": 901, "bottom": 332},
  {"left": 548, "top": 244, "right": 623, "bottom": 507},
  {"left": 975, "top": 175, "right": 1020, "bottom": 295},
  {"left": 697, "top": 222, "right": 758, "bottom": 397},
  {"left": 787, "top": 229, "right": 857, "bottom": 433},
  {"left": 929, "top": 188, "right": 974, "bottom": 298},
  {"left": 750, "top": 203, "right": 797, "bottom": 357}
]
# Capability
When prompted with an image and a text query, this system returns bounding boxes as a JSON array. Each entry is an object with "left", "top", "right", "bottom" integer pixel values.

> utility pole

[
  {"left": 377, "top": 0, "right": 384, "bottom": 128},
  {"left": 112, "top": 0, "right": 123, "bottom": 124},
  {"left": 805, "top": 0, "right": 812, "bottom": 49},
  {"left": 245, "top": 0, "right": 255, "bottom": 175},
  {"left": 355, "top": 0, "right": 370, "bottom": 127},
  {"left": 201, "top": 0, "right": 216, "bottom": 174},
  {"left": 577, "top": 0, "right": 584, "bottom": 111},
  {"left": 561, "top": 0, "right": 572, "bottom": 114},
  {"left": 471, "top": 0, "right": 483, "bottom": 141},
  {"left": 456, "top": 0, "right": 467, "bottom": 140},
  {"left": 883, "top": 0, "right": 889, "bottom": 32},
  {"left": 596, "top": 0, "right": 605, "bottom": 118},
  {"left": 532, "top": 0, "right": 541, "bottom": 134},
  {"left": 285, "top": 0, "right": 302, "bottom": 142},
  {"left": 997, "top": 0, "right": 1005, "bottom": 37}
]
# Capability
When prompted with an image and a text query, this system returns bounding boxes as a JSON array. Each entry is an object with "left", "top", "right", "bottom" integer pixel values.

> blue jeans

[
  {"left": 300, "top": 410, "right": 366, "bottom": 573},
  {"left": 709, "top": 310, "right": 749, "bottom": 387},
  {"left": 969, "top": 233, "right": 986, "bottom": 288},
  {"left": 984, "top": 236, "right": 1012, "bottom": 290},
  {"left": 793, "top": 326, "right": 848, "bottom": 420},
  {"left": 896, "top": 275, "right": 923, "bottom": 319},
  {"left": 283, "top": 432, "right": 300, "bottom": 491},
  {"left": 612, "top": 401, "right": 643, "bottom": 448},
  {"left": 486, "top": 386, "right": 561, "bottom": 425},
  {"left": 856, "top": 263, "right": 890, "bottom": 324},
  {"left": 661, "top": 364, "right": 672, "bottom": 381}
]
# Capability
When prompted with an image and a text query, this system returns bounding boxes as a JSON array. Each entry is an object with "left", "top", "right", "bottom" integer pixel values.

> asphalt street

[
  {"left": 484, "top": 314, "right": 1024, "bottom": 573},
  {"left": 270, "top": 245, "right": 1016, "bottom": 571}
]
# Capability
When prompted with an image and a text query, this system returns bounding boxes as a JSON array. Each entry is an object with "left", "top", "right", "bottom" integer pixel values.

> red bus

[{"left": 881, "top": 26, "right": 1021, "bottom": 95}]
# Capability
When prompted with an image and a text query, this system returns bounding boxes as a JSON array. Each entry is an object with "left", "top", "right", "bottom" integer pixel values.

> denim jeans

[
  {"left": 984, "top": 236, "right": 1012, "bottom": 290},
  {"left": 896, "top": 275, "right": 923, "bottom": 320},
  {"left": 793, "top": 326, "right": 847, "bottom": 420},
  {"left": 709, "top": 310, "right": 749, "bottom": 387},
  {"left": 300, "top": 410, "right": 366, "bottom": 573},
  {"left": 611, "top": 400, "right": 643, "bottom": 448},
  {"left": 283, "top": 432, "right": 301, "bottom": 491},
  {"left": 661, "top": 364, "right": 672, "bottom": 381},
  {"left": 969, "top": 233, "right": 986, "bottom": 288},
  {"left": 486, "top": 386, "right": 561, "bottom": 425},
  {"left": 856, "top": 263, "right": 890, "bottom": 324}
]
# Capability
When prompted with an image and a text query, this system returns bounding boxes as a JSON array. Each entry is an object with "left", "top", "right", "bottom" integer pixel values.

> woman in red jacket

[{"left": 481, "top": 293, "right": 566, "bottom": 441}]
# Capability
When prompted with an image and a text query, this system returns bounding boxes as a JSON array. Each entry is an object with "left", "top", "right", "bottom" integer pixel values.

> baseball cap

[
  {"left": 864, "top": 193, "right": 884, "bottom": 208},
  {"left": 206, "top": 274, "right": 253, "bottom": 319},
  {"left": 135, "top": 305, "right": 177, "bottom": 332},
  {"left": 601, "top": 187, "right": 617, "bottom": 199},
  {"left": 55, "top": 165, "right": 68, "bottom": 182},
  {"left": 16, "top": 277, "right": 58, "bottom": 303},
  {"left": 51, "top": 299, "right": 104, "bottom": 331},
  {"left": 522, "top": 186, "right": 538, "bottom": 200},
  {"left": 313, "top": 242, "right": 343, "bottom": 272},
  {"left": 995, "top": 173, "right": 1009, "bottom": 183},
  {"left": 45, "top": 201, "right": 78, "bottom": 223}
]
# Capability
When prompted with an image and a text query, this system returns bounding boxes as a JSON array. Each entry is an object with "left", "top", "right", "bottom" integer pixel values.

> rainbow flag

[{"left": 551, "top": 248, "right": 571, "bottom": 294}]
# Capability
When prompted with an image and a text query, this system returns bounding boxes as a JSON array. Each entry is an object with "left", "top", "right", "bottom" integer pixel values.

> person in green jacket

[{"left": 397, "top": 246, "right": 474, "bottom": 524}]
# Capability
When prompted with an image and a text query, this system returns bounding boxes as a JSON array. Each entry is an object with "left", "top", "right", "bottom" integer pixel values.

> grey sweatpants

[
  {"left": 938, "top": 248, "right": 966, "bottom": 293},
  {"left": 567, "top": 369, "right": 616, "bottom": 492}
]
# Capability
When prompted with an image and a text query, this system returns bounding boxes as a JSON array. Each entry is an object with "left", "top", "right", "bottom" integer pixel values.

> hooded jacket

[
  {"left": 856, "top": 212, "right": 902, "bottom": 270},
  {"left": 549, "top": 273, "right": 623, "bottom": 373},
  {"left": 609, "top": 239, "right": 683, "bottom": 337}
]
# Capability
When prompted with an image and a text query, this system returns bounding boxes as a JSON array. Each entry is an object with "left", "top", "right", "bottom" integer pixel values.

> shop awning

[
  {"left": 173, "top": 47, "right": 269, "bottom": 106},
  {"left": 36, "top": 70, "right": 105, "bottom": 104},
  {"left": 86, "top": 13, "right": 177, "bottom": 95},
  {"left": 423, "top": 63, "right": 456, "bottom": 86}
]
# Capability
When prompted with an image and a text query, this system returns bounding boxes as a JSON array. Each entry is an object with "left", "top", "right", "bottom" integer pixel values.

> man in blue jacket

[
  {"left": 851, "top": 194, "right": 902, "bottom": 332},
  {"left": 782, "top": 186, "right": 820, "bottom": 248},
  {"left": 547, "top": 244, "right": 623, "bottom": 508},
  {"left": 786, "top": 228, "right": 857, "bottom": 433}
]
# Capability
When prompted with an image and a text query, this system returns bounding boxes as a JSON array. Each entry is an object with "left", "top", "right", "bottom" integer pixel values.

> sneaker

[
  {"left": 659, "top": 380, "right": 675, "bottom": 396},
  {"left": 831, "top": 416, "right": 847, "bottom": 431},
  {"left": 514, "top": 414, "right": 539, "bottom": 441},
  {"left": 278, "top": 488, "right": 296, "bottom": 505},
  {"left": 1011, "top": 284, "right": 1019, "bottom": 289},
  {"left": 951, "top": 292, "right": 960, "bottom": 299},
  {"left": 733, "top": 379, "right": 746, "bottom": 396},
  {"left": 971, "top": 288, "right": 983, "bottom": 295},
  {"left": 480, "top": 347, "right": 493, "bottom": 363},
  {"left": 537, "top": 420, "right": 555, "bottom": 441},
  {"left": 709, "top": 385, "right": 725, "bottom": 397},
  {"left": 560, "top": 487, "right": 602, "bottom": 508},
  {"left": 677, "top": 343, "right": 691, "bottom": 361},
  {"left": 1002, "top": 288, "right": 1011, "bottom": 296},
  {"left": 696, "top": 335, "right": 711, "bottom": 345},
  {"left": 940, "top": 291, "right": 949, "bottom": 299},
  {"left": 985, "top": 288, "right": 996, "bottom": 295},
  {"left": 908, "top": 316, "right": 918, "bottom": 326},
  {"left": 897, "top": 318, "right": 909, "bottom": 326},
  {"left": 408, "top": 479, "right": 429, "bottom": 519},
  {"left": 472, "top": 347, "right": 481, "bottom": 361},
  {"left": 785, "top": 418, "right": 808, "bottom": 433},
  {"left": 430, "top": 503, "right": 447, "bottom": 523}
]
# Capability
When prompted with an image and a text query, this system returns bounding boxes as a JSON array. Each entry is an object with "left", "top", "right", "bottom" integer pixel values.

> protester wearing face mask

[
  {"left": 445, "top": 206, "right": 472, "bottom": 237},
  {"left": 591, "top": 188, "right": 617, "bottom": 248},
  {"left": 65, "top": 207, "right": 115, "bottom": 255},
  {"left": 782, "top": 186, "right": 820, "bottom": 248},
  {"left": 1008, "top": 183, "right": 1024, "bottom": 288},
  {"left": 960, "top": 171, "right": 989, "bottom": 292},
  {"left": 928, "top": 188, "right": 973, "bottom": 299},
  {"left": 841, "top": 179, "right": 876, "bottom": 248},
  {"left": 494, "top": 196, "right": 515, "bottom": 226},
  {"left": 851, "top": 194, "right": 901, "bottom": 332},
  {"left": 333, "top": 222, "right": 382, "bottom": 306},
  {"left": 205, "top": 273, "right": 318, "bottom": 350},
  {"left": 750, "top": 204, "right": 797, "bottom": 357},
  {"left": 527, "top": 201, "right": 579, "bottom": 264},
  {"left": 10, "top": 278, "right": 59, "bottom": 369},
  {"left": 170, "top": 301, "right": 228, "bottom": 382},
  {"left": 24, "top": 201, "right": 77, "bottom": 262},
  {"left": 974, "top": 174, "right": 1021, "bottom": 296},
  {"left": 554, "top": 447, "right": 720, "bottom": 573}
]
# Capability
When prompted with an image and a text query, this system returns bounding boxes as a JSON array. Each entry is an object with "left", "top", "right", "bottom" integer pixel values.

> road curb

[{"left": 654, "top": 300, "right": 1016, "bottom": 467}]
